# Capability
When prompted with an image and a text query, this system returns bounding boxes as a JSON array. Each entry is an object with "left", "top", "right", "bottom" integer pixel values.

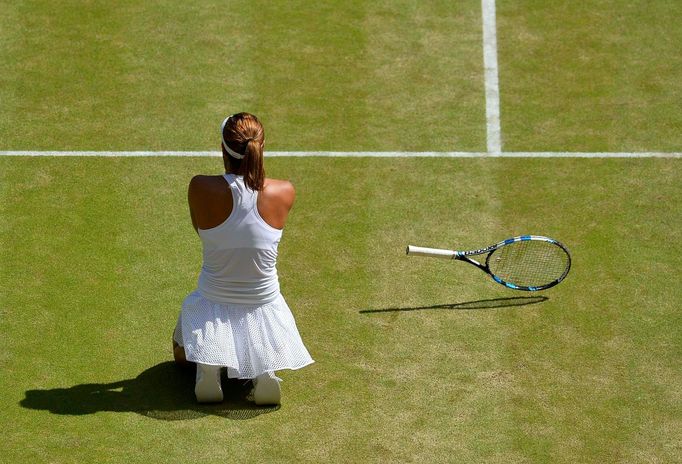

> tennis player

[{"left": 172, "top": 112, "right": 314, "bottom": 405}]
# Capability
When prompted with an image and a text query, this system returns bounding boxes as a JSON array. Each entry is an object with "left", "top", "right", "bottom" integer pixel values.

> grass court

[{"left": 1, "top": 1, "right": 680, "bottom": 462}]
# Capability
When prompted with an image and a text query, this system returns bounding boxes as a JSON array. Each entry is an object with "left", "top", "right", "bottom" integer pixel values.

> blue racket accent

[{"left": 493, "top": 275, "right": 520, "bottom": 290}]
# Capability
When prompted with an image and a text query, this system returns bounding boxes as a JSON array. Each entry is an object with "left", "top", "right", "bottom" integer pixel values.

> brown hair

[{"left": 221, "top": 112, "right": 265, "bottom": 191}]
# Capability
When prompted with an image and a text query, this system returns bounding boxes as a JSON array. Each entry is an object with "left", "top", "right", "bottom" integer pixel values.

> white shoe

[
  {"left": 250, "top": 372, "right": 282, "bottom": 405},
  {"left": 195, "top": 364, "right": 223, "bottom": 403}
]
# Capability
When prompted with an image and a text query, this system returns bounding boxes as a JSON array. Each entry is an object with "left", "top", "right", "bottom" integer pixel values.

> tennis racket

[{"left": 406, "top": 235, "right": 571, "bottom": 291}]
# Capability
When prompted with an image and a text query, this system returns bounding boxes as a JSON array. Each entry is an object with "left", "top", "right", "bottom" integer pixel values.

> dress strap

[{"left": 222, "top": 174, "right": 258, "bottom": 210}]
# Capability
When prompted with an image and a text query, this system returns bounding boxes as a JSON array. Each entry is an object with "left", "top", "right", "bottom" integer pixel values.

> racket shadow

[
  {"left": 19, "top": 361, "right": 279, "bottom": 421},
  {"left": 359, "top": 296, "right": 548, "bottom": 314}
]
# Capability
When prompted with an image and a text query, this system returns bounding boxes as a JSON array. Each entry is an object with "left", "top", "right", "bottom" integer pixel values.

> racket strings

[{"left": 488, "top": 241, "right": 569, "bottom": 287}]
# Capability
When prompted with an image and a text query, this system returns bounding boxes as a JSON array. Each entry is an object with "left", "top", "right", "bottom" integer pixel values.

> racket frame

[{"left": 406, "top": 235, "right": 571, "bottom": 291}]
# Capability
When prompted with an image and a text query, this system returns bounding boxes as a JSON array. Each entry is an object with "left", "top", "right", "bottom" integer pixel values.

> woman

[{"left": 172, "top": 112, "right": 314, "bottom": 405}]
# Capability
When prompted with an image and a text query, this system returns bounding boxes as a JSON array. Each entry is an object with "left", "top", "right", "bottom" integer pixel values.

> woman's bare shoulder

[
  {"left": 189, "top": 175, "right": 227, "bottom": 195},
  {"left": 263, "top": 178, "right": 294, "bottom": 191},
  {"left": 262, "top": 178, "right": 295, "bottom": 206},
  {"left": 189, "top": 174, "right": 225, "bottom": 185}
]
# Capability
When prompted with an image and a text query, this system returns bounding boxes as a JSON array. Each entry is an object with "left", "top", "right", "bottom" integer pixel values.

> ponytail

[
  {"left": 221, "top": 112, "right": 266, "bottom": 191},
  {"left": 242, "top": 138, "right": 265, "bottom": 191}
]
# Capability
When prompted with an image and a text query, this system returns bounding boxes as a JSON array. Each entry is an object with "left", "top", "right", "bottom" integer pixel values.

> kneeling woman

[{"left": 173, "top": 112, "right": 314, "bottom": 404}]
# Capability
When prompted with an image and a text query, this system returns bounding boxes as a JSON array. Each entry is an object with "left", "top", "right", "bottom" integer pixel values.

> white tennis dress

[{"left": 174, "top": 173, "right": 314, "bottom": 379}]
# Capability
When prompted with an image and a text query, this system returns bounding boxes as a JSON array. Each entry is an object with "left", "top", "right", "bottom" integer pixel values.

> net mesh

[{"left": 487, "top": 240, "right": 569, "bottom": 288}]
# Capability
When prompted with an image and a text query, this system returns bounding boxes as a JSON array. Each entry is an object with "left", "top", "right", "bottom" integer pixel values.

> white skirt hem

[{"left": 175, "top": 290, "right": 314, "bottom": 380}]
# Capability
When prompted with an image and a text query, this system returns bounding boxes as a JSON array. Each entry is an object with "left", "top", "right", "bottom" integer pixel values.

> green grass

[
  {"left": 497, "top": 0, "right": 682, "bottom": 152},
  {"left": 1, "top": 0, "right": 682, "bottom": 462},
  {"left": 1, "top": 157, "right": 680, "bottom": 462},
  {"left": 0, "top": 0, "right": 484, "bottom": 151}
]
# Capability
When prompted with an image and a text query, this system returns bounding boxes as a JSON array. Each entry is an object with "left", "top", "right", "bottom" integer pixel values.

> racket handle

[{"left": 406, "top": 245, "right": 457, "bottom": 259}]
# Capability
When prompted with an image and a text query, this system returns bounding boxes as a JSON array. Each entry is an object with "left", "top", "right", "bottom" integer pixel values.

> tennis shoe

[
  {"left": 248, "top": 372, "right": 282, "bottom": 405},
  {"left": 194, "top": 363, "right": 223, "bottom": 403}
]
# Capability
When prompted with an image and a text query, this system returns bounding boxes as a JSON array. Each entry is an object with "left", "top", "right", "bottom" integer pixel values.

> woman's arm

[
  {"left": 188, "top": 175, "right": 233, "bottom": 232},
  {"left": 188, "top": 176, "right": 203, "bottom": 233},
  {"left": 258, "top": 179, "right": 296, "bottom": 230}
]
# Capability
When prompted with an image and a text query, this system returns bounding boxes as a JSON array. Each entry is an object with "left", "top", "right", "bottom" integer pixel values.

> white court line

[
  {"left": 3, "top": 1, "right": 678, "bottom": 161},
  {"left": 0, "top": 151, "right": 680, "bottom": 158},
  {"left": 3, "top": 2, "right": 679, "bottom": 161},
  {"left": 481, "top": 0, "right": 502, "bottom": 154},
  {"left": 0, "top": 151, "right": 222, "bottom": 157}
]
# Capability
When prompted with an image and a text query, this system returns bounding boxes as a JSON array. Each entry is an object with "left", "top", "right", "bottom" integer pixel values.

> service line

[{"left": 481, "top": 0, "right": 502, "bottom": 154}]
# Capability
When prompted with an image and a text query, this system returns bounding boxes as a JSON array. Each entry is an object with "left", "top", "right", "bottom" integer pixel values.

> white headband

[{"left": 221, "top": 115, "right": 245, "bottom": 159}]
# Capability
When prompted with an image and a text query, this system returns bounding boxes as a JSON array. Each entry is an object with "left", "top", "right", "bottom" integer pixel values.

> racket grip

[{"left": 406, "top": 245, "right": 457, "bottom": 259}]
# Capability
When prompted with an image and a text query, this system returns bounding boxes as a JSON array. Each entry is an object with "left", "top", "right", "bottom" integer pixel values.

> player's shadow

[
  {"left": 359, "top": 296, "right": 548, "bottom": 314},
  {"left": 20, "top": 362, "right": 279, "bottom": 421}
]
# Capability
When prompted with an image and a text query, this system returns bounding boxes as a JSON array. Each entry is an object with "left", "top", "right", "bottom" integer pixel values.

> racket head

[{"left": 484, "top": 235, "right": 571, "bottom": 291}]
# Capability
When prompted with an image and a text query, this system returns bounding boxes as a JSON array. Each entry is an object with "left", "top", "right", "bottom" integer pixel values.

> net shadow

[
  {"left": 359, "top": 296, "right": 548, "bottom": 314},
  {"left": 20, "top": 361, "right": 279, "bottom": 421}
]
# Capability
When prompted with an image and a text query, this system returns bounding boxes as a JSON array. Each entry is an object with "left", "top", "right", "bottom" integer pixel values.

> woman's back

[
  {"left": 188, "top": 174, "right": 295, "bottom": 232},
  {"left": 192, "top": 174, "right": 291, "bottom": 304}
]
